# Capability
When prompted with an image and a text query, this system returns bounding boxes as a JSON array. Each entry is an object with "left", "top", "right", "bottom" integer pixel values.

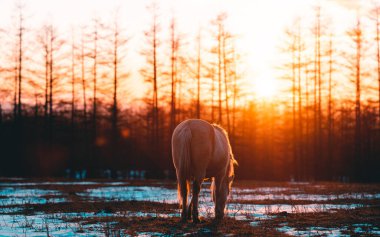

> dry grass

[
  {"left": 260, "top": 206, "right": 380, "bottom": 235},
  {"left": 4, "top": 200, "right": 177, "bottom": 216},
  {"left": 68, "top": 216, "right": 286, "bottom": 236}
]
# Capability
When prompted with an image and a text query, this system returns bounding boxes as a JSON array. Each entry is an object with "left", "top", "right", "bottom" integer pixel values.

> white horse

[{"left": 172, "top": 119, "right": 237, "bottom": 223}]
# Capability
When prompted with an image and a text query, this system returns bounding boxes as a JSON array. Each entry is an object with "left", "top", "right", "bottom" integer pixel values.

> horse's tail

[{"left": 175, "top": 124, "right": 192, "bottom": 207}]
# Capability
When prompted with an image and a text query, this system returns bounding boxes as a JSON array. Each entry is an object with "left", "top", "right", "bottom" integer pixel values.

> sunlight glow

[
  {"left": 0, "top": 0, "right": 371, "bottom": 104},
  {"left": 254, "top": 77, "right": 278, "bottom": 99}
]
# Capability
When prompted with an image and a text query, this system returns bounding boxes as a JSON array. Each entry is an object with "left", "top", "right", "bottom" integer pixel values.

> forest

[{"left": 0, "top": 1, "right": 379, "bottom": 182}]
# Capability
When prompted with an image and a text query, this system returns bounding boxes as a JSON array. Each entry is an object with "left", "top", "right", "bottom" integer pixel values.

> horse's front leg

[
  {"left": 191, "top": 179, "right": 202, "bottom": 223},
  {"left": 214, "top": 175, "right": 227, "bottom": 221}
]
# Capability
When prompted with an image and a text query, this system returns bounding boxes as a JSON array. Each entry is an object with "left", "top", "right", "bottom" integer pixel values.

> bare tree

[
  {"left": 70, "top": 27, "right": 76, "bottom": 128},
  {"left": 327, "top": 32, "right": 335, "bottom": 178},
  {"left": 90, "top": 17, "right": 102, "bottom": 134},
  {"left": 109, "top": 10, "right": 128, "bottom": 136},
  {"left": 196, "top": 27, "right": 202, "bottom": 119},
  {"left": 371, "top": 4, "right": 380, "bottom": 126},
  {"left": 39, "top": 26, "right": 49, "bottom": 121},
  {"left": 37, "top": 22, "right": 61, "bottom": 122},
  {"left": 349, "top": 15, "right": 363, "bottom": 177},
  {"left": 282, "top": 24, "right": 298, "bottom": 179},
  {"left": 311, "top": 5, "right": 325, "bottom": 179},
  {"left": 211, "top": 12, "right": 227, "bottom": 124},
  {"left": 80, "top": 28, "right": 87, "bottom": 125},
  {"left": 169, "top": 15, "right": 179, "bottom": 136},
  {"left": 140, "top": 1, "right": 161, "bottom": 147},
  {"left": 13, "top": 1, "right": 27, "bottom": 118}
]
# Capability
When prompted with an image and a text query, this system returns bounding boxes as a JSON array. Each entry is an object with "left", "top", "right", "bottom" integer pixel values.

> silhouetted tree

[
  {"left": 169, "top": 15, "right": 179, "bottom": 136},
  {"left": 140, "top": 1, "right": 161, "bottom": 149},
  {"left": 371, "top": 3, "right": 380, "bottom": 126},
  {"left": 196, "top": 27, "right": 202, "bottom": 119},
  {"left": 348, "top": 14, "right": 364, "bottom": 179}
]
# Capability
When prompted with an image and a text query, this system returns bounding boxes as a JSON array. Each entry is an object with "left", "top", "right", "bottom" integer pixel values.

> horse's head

[
  {"left": 214, "top": 153, "right": 237, "bottom": 220},
  {"left": 221, "top": 153, "right": 237, "bottom": 198}
]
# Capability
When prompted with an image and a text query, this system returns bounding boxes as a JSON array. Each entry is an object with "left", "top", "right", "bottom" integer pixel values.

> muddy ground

[{"left": 0, "top": 179, "right": 379, "bottom": 236}]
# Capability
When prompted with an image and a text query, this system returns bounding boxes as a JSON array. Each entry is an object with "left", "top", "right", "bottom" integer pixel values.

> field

[{"left": 0, "top": 179, "right": 379, "bottom": 236}]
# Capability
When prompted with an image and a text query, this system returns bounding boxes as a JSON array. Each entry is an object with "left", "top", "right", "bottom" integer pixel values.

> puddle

[
  {"left": 235, "top": 187, "right": 300, "bottom": 194},
  {"left": 0, "top": 188, "right": 60, "bottom": 197},
  {"left": 277, "top": 223, "right": 380, "bottom": 237},
  {"left": 80, "top": 186, "right": 177, "bottom": 203},
  {"left": 137, "top": 232, "right": 165, "bottom": 236},
  {"left": 223, "top": 203, "right": 363, "bottom": 222},
  {"left": 0, "top": 181, "right": 128, "bottom": 186},
  {"left": 277, "top": 225, "right": 347, "bottom": 237},
  {"left": 0, "top": 213, "right": 106, "bottom": 236},
  {"left": 0, "top": 187, "right": 65, "bottom": 206},
  {"left": 231, "top": 191, "right": 380, "bottom": 201},
  {"left": 353, "top": 223, "right": 380, "bottom": 235}
]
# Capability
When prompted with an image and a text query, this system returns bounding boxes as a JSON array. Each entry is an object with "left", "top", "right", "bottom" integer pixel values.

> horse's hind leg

[
  {"left": 187, "top": 199, "right": 192, "bottom": 220},
  {"left": 191, "top": 178, "right": 202, "bottom": 223},
  {"left": 179, "top": 179, "right": 189, "bottom": 222}
]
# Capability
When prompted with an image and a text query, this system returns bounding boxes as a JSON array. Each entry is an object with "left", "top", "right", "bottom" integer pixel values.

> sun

[{"left": 253, "top": 74, "right": 278, "bottom": 100}]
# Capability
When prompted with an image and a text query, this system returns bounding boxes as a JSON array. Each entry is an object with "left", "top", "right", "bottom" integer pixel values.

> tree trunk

[
  {"left": 222, "top": 31, "right": 230, "bottom": 133},
  {"left": 327, "top": 33, "right": 334, "bottom": 179},
  {"left": 354, "top": 16, "right": 362, "bottom": 180},
  {"left": 170, "top": 17, "right": 177, "bottom": 136},
  {"left": 196, "top": 28, "right": 201, "bottom": 119},
  {"left": 81, "top": 31, "right": 87, "bottom": 125}
]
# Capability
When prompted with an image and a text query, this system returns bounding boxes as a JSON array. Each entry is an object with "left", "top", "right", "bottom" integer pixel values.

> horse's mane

[
  {"left": 211, "top": 123, "right": 238, "bottom": 170},
  {"left": 208, "top": 123, "right": 237, "bottom": 202}
]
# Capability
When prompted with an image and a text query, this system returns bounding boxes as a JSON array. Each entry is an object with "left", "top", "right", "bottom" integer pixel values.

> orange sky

[{"left": 0, "top": 0, "right": 373, "bottom": 104}]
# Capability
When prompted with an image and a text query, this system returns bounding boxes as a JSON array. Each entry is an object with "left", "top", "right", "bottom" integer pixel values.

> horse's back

[{"left": 172, "top": 119, "right": 214, "bottom": 178}]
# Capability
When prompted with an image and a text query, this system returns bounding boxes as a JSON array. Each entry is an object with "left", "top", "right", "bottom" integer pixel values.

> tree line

[{"left": 0, "top": 1, "right": 379, "bottom": 181}]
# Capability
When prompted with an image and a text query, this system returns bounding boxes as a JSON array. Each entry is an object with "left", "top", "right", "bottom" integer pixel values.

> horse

[{"left": 172, "top": 119, "right": 237, "bottom": 223}]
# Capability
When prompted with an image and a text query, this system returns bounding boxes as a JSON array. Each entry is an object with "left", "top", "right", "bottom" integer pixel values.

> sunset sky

[{"left": 0, "top": 0, "right": 372, "bottom": 102}]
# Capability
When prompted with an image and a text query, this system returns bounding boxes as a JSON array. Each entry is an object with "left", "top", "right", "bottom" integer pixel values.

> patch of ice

[
  {"left": 0, "top": 187, "right": 60, "bottom": 197},
  {"left": 117, "top": 211, "right": 179, "bottom": 218},
  {"left": 0, "top": 206, "right": 23, "bottom": 214},
  {"left": 220, "top": 203, "right": 363, "bottom": 223},
  {"left": 0, "top": 181, "right": 129, "bottom": 186},
  {"left": 0, "top": 187, "right": 65, "bottom": 206},
  {"left": 227, "top": 203, "right": 362, "bottom": 215},
  {"left": 137, "top": 232, "right": 165, "bottom": 237},
  {"left": 353, "top": 223, "right": 372, "bottom": 227},
  {"left": 250, "top": 221, "right": 260, "bottom": 227},
  {"left": 277, "top": 225, "right": 348, "bottom": 237},
  {"left": 80, "top": 186, "right": 177, "bottom": 203},
  {"left": 235, "top": 187, "right": 299, "bottom": 194},
  {"left": 276, "top": 224, "right": 380, "bottom": 237},
  {"left": 0, "top": 213, "right": 105, "bottom": 236},
  {"left": 353, "top": 223, "right": 380, "bottom": 235},
  {"left": 231, "top": 191, "right": 380, "bottom": 201}
]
